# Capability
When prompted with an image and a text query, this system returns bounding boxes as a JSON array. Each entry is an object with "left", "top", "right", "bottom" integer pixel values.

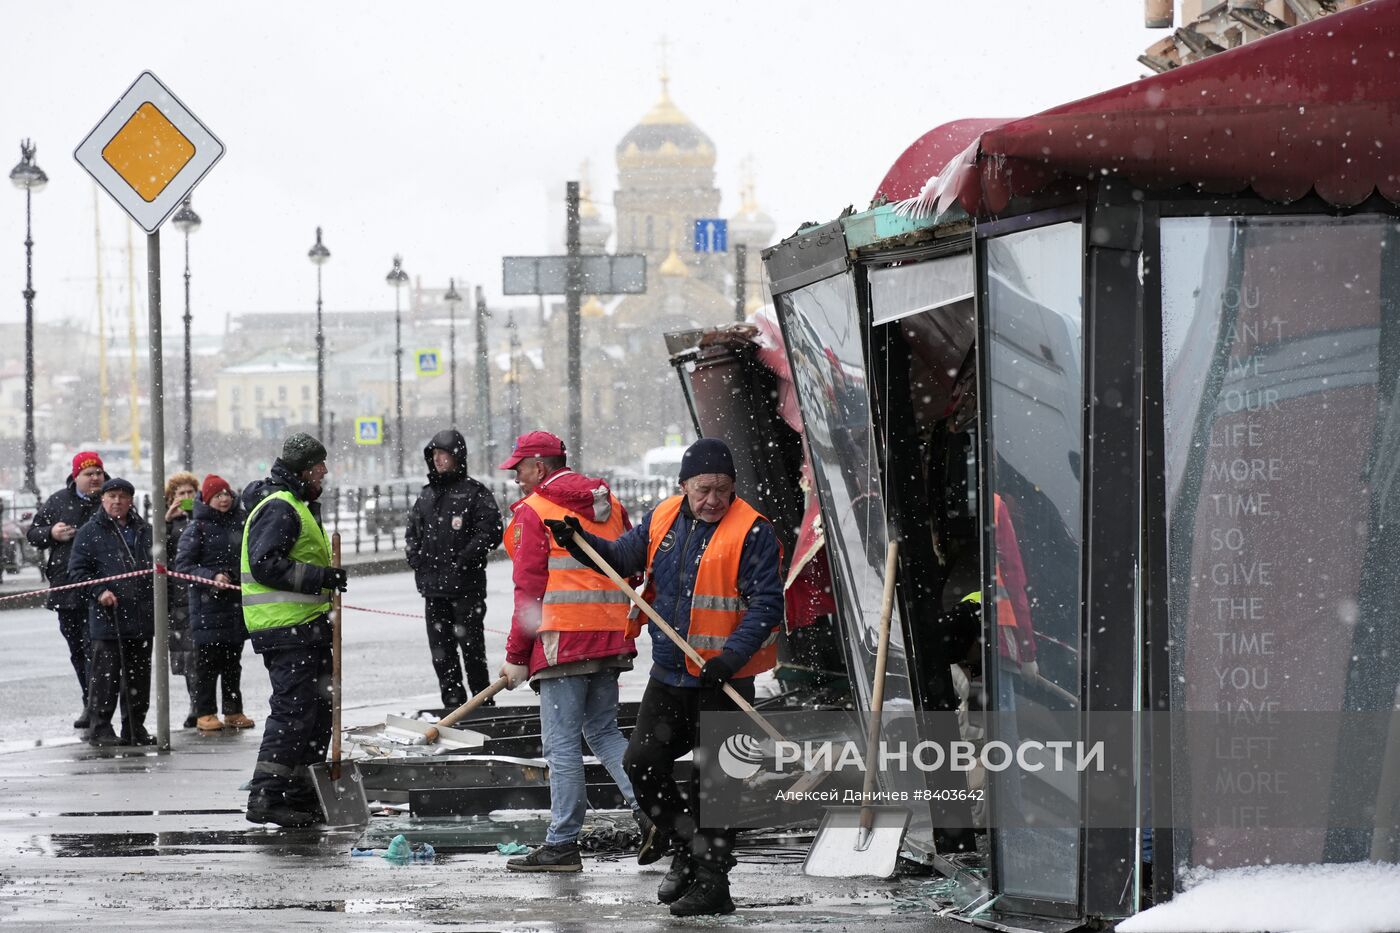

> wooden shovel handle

[
  {"left": 861, "top": 540, "right": 899, "bottom": 799},
  {"left": 570, "top": 534, "right": 787, "bottom": 744},
  {"left": 424, "top": 676, "right": 510, "bottom": 744},
  {"left": 330, "top": 533, "right": 343, "bottom": 776}
]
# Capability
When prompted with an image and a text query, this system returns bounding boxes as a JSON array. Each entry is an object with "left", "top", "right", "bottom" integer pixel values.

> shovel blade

[
  {"left": 307, "top": 760, "right": 371, "bottom": 827},
  {"left": 383, "top": 713, "right": 489, "bottom": 749},
  {"left": 803, "top": 806, "right": 910, "bottom": 878}
]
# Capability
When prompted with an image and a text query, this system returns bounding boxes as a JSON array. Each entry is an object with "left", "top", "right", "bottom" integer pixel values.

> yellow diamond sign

[
  {"left": 101, "top": 102, "right": 197, "bottom": 203},
  {"left": 75, "top": 72, "right": 224, "bottom": 233}
]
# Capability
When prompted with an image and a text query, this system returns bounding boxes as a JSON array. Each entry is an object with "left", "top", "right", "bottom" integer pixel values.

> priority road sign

[
  {"left": 355, "top": 417, "right": 384, "bottom": 446},
  {"left": 415, "top": 350, "right": 441, "bottom": 376},
  {"left": 74, "top": 71, "right": 225, "bottom": 234},
  {"left": 693, "top": 219, "right": 728, "bottom": 253}
]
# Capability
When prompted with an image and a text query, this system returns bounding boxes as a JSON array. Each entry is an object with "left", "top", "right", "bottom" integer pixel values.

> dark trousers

[
  {"left": 56, "top": 606, "right": 90, "bottom": 705},
  {"left": 249, "top": 644, "right": 332, "bottom": 807},
  {"left": 194, "top": 643, "right": 245, "bottom": 717},
  {"left": 88, "top": 637, "right": 153, "bottom": 733},
  {"left": 424, "top": 596, "right": 491, "bottom": 707},
  {"left": 623, "top": 676, "right": 756, "bottom": 873}
]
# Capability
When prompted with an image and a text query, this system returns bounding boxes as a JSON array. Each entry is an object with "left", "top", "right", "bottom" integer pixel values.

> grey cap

[{"left": 281, "top": 432, "right": 328, "bottom": 472}]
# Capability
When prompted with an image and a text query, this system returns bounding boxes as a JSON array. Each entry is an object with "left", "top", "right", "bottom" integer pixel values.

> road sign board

[
  {"left": 693, "top": 219, "right": 728, "bottom": 253},
  {"left": 354, "top": 417, "right": 384, "bottom": 446},
  {"left": 74, "top": 71, "right": 225, "bottom": 234},
  {"left": 502, "top": 254, "right": 647, "bottom": 296},
  {"left": 416, "top": 349, "right": 441, "bottom": 376}
]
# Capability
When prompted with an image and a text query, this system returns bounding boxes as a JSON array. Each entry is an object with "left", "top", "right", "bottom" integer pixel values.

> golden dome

[
  {"left": 581, "top": 296, "right": 606, "bottom": 318},
  {"left": 616, "top": 75, "right": 715, "bottom": 165},
  {"left": 658, "top": 247, "right": 690, "bottom": 278}
]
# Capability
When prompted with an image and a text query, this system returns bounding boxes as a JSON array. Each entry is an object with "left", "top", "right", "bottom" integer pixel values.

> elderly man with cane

[{"left": 546, "top": 437, "right": 783, "bottom": 917}]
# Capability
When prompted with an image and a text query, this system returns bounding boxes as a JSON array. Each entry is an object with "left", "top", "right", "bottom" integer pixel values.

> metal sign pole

[
  {"left": 735, "top": 243, "right": 747, "bottom": 322},
  {"left": 147, "top": 229, "right": 170, "bottom": 750},
  {"left": 565, "top": 181, "right": 582, "bottom": 463}
]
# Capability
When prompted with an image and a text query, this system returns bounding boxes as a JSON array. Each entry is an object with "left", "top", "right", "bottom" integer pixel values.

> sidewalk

[{"left": 0, "top": 721, "right": 963, "bottom": 930}]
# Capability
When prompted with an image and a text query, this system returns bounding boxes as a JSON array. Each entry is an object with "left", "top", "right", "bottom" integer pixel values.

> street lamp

[
  {"left": 171, "top": 196, "right": 201, "bottom": 470},
  {"left": 308, "top": 228, "right": 330, "bottom": 439},
  {"left": 443, "top": 278, "right": 461, "bottom": 428},
  {"left": 386, "top": 254, "right": 409, "bottom": 476},
  {"left": 10, "top": 140, "right": 46, "bottom": 497}
]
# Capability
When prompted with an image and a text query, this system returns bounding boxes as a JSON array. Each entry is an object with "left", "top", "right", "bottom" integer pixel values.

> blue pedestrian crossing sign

[
  {"left": 354, "top": 416, "right": 384, "bottom": 446},
  {"left": 693, "top": 218, "right": 728, "bottom": 253},
  {"left": 415, "top": 349, "right": 442, "bottom": 376}
]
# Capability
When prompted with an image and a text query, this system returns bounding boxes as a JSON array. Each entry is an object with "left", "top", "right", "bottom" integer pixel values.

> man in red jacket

[{"left": 497, "top": 430, "right": 647, "bottom": 872}]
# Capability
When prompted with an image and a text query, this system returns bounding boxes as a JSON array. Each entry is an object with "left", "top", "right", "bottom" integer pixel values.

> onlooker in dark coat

[
  {"left": 67, "top": 477, "right": 155, "bottom": 747},
  {"left": 26, "top": 451, "right": 107, "bottom": 729},
  {"left": 405, "top": 428, "right": 503, "bottom": 707},
  {"left": 163, "top": 470, "right": 200, "bottom": 727},
  {"left": 176, "top": 474, "right": 251, "bottom": 733}
]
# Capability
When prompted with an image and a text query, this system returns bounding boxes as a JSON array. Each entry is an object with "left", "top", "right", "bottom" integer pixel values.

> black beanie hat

[
  {"left": 281, "top": 432, "right": 328, "bottom": 473},
  {"left": 678, "top": 438, "right": 736, "bottom": 484}
]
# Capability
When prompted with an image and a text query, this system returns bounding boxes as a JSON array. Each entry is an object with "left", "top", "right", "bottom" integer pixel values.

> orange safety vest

[
  {"left": 644, "top": 495, "right": 780, "bottom": 678},
  {"left": 503, "top": 488, "right": 631, "bottom": 633}
]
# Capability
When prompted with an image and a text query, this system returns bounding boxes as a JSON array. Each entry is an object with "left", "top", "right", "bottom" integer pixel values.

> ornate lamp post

[
  {"left": 10, "top": 140, "right": 46, "bottom": 496},
  {"left": 386, "top": 255, "right": 409, "bottom": 475},
  {"left": 443, "top": 278, "right": 461, "bottom": 428},
  {"left": 308, "top": 228, "right": 330, "bottom": 438},
  {"left": 171, "top": 197, "right": 201, "bottom": 469}
]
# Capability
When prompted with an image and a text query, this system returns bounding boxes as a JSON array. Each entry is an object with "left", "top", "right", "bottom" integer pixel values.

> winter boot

[
  {"left": 506, "top": 841, "right": 583, "bottom": 873},
  {"left": 223, "top": 712, "right": 255, "bottom": 729},
  {"left": 635, "top": 809, "right": 668, "bottom": 865},
  {"left": 196, "top": 715, "right": 224, "bottom": 732},
  {"left": 246, "top": 794, "right": 321, "bottom": 828},
  {"left": 85, "top": 723, "right": 122, "bottom": 747},
  {"left": 73, "top": 708, "right": 91, "bottom": 730},
  {"left": 668, "top": 862, "right": 735, "bottom": 917},
  {"left": 122, "top": 722, "right": 155, "bottom": 746},
  {"left": 657, "top": 848, "right": 695, "bottom": 904}
]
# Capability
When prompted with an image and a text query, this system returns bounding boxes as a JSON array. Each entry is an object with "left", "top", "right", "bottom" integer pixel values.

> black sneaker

[
  {"left": 669, "top": 864, "right": 735, "bottom": 917},
  {"left": 506, "top": 841, "right": 583, "bottom": 873},
  {"left": 85, "top": 724, "right": 122, "bottom": 747},
  {"left": 246, "top": 798, "right": 322, "bottom": 828},
  {"left": 635, "top": 810, "right": 669, "bottom": 866},
  {"left": 73, "top": 710, "right": 91, "bottom": 730},
  {"left": 657, "top": 848, "right": 695, "bottom": 904}
]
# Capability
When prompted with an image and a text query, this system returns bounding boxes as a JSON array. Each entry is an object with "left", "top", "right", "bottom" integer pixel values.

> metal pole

[
  {"left": 316, "top": 262, "right": 325, "bottom": 439},
  {"left": 146, "top": 229, "right": 171, "bottom": 751},
  {"left": 448, "top": 281, "right": 457, "bottom": 428},
  {"left": 565, "top": 180, "right": 582, "bottom": 463},
  {"left": 21, "top": 188, "right": 36, "bottom": 495},
  {"left": 508, "top": 309, "right": 522, "bottom": 440},
  {"left": 474, "top": 285, "right": 492, "bottom": 473},
  {"left": 394, "top": 283, "right": 404, "bottom": 476},
  {"left": 734, "top": 243, "right": 747, "bottom": 323},
  {"left": 182, "top": 228, "right": 193, "bottom": 469}
]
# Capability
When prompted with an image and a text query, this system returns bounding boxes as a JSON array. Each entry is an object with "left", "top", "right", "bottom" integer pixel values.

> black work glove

[
  {"left": 699, "top": 651, "right": 743, "bottom": 689},
  {"left": 323, "top": 567, "right": 349, "bottom": 592},
  {"left": 543, "top": 516, "right": 582, "bottom": 546}
]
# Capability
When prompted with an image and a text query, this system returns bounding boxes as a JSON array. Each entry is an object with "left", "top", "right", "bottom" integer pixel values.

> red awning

[
  {"left": 874, "top": 118, "right": 1009, "bottom": 203},
  {"left": 899, "top": 0, "right": 1400, "bottom": 217}
]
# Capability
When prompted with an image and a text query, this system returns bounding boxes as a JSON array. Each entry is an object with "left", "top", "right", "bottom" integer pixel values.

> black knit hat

[
  {"left": 281, "top": 432, "right": 328, "bottom": 472},
  {"left": 100, "top": 477, "right": 136, "bottom": 496},
  {"left": 678, "top": 438, "right": 736, "bottom": 483}
]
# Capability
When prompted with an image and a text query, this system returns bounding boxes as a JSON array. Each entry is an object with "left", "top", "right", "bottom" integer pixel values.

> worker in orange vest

[
  {"left": 496, "top": 430, "right": 646, "bottom": 873},
  {"left": 547, "top": 437, "right": 784, "bottom": 918}
]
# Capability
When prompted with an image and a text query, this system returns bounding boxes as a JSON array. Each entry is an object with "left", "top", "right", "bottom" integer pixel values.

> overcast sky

[{"left": 0, "top": 1, "right": 1160, "bottom": 335}]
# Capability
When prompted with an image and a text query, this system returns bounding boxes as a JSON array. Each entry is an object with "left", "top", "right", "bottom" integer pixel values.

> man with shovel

[
  {"left": 240, "top": 433, "right": 349, "bottom": 828},
  {"left": 546, "top": 437, "right": 783, "bottom": 917},
  {"left": 495, "top": 430, "right": 647, "bottom": 873}
]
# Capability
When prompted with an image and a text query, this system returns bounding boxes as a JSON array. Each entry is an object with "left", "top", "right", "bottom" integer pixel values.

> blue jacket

[
  {"left": 238, "top": 459, "right": 334, "bottom": 652},
  {"left": 67, "top": 507, "right": 154, "bottom": 640},
  {"left": 176, "top": 499, "right": 247, "bottom": 647},
  {"left": 580, "top": 497, "right": 783, "bottom": 688}
]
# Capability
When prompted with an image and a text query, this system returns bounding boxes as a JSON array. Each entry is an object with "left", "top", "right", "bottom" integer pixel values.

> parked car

[{"left": 1, "top": 498, "right": 39, "bottom": 576}]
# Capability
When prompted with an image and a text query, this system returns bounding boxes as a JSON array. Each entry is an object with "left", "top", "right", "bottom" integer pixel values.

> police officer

[
  {"left": 240, "top": 433, "right": 348, "bottom": 827},
  {"left": 548, "top": 437, "right": 784, "bottom": 917},
  {"left": 405, "top": 428, "right": 503, "bottom": 708}
]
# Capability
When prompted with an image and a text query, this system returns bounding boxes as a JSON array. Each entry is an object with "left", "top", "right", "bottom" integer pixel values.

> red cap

[
  {"left": 72, "top": 451, "right": 104, "bottom": 477},
  {"left": 201, "top": 474, "right": 232, "bottom": 503},
  {"left": 498, "top": 430, "right": 566, "bottom": 470}
]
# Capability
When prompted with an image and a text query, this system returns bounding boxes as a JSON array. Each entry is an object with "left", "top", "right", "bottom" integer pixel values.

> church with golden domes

[{"left": 538, "top": 68, "right": 777, "bottom": 468}]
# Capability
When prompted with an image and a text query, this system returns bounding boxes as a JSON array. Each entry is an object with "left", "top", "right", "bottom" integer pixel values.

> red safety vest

[
  {"left": 645, "top": 495, "right": 780, "bottom": 678},
  {"left": 503, "top": 490, "right": 630, "bottom": 633}
]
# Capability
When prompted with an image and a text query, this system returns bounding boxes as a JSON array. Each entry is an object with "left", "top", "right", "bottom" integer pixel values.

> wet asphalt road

[{"left": 0, "top": 566, "right": 965, "bottom": 930}]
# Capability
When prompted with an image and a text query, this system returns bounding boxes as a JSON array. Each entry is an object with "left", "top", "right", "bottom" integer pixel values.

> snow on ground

[{"left": 1117, "top": 862, "right": 1400, "bottom": 933}]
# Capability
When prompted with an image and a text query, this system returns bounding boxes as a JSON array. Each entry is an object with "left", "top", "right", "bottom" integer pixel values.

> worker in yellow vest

[
  {"left": 547, "top": 437, "right": 784, "bottom": 918},
  {"left": 496, "top": 430, "right": 645, "bottom": 874}
]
